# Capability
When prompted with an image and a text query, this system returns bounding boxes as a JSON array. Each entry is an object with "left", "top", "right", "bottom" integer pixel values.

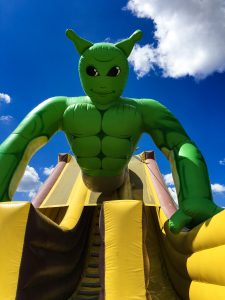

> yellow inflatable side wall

[
  {"left": 155, "top": 199, "right": 225, "bottom": 300},
  {"left": 0, "top": 202, "right": 30, "bottom": 300}
]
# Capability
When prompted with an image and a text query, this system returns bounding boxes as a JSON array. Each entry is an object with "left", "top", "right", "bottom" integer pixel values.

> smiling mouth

[{"left": 90, "top": 89, "right": 115, "bottom": 95}]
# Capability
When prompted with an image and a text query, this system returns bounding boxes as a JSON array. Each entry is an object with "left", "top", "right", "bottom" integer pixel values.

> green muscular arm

[
  {"left": 0, "top": 96, "right": 67, "bottom": 202},
  {"left": 139, "top": 99, "right": 222, "bottom": 233}
]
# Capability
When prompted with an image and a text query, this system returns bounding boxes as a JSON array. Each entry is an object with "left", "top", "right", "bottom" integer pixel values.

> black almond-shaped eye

[
  {"left": 107, "top": 66, "right": 121, "bottom": 77},
  {"left": 86, "top": 66, "right": 99, "bottom": 76}
]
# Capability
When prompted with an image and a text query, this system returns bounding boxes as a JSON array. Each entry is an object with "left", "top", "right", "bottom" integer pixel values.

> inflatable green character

[{"left": 0, "top": 29, "right": 222, "bottom": 233}]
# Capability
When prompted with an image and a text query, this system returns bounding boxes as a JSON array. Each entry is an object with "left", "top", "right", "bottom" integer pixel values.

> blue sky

[{"left": 0, "top": 0, "right": 225, "bottom": 206}]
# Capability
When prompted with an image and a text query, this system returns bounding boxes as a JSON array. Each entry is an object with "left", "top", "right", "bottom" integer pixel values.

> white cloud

[
  {"left": 163, "top": 174, "right": 225, "bottom": 204},
  {"left": 17, "top": 165, "right": 42, "bottom": 199},
  {"left": 0, "top": 93, "right": 12, "bottom": 122},
  {"left": 0, "top": 115, "right": 13, "bottom": 123},
  {"left": 163, "top": 173, "right": 178, "bottom": 204},
  {"left": 168, "top": 186, "right": 178, "bottom": 205},
  {"left": 0, "top": 93, "right": 11, "bottom": 104},
  {"left": 219, "top": 158, "right": 225, "bottom": 165},
  {"left": 43, "top": 165, "right": 55, "bottom": 176},
  {"left": 163, "top": 173, "right": 174, "bottom": 186},
  {"left": 128, "top": 44, "right": 155, "bottom": 78},
  {"left": 126, "top": 0, "right": 225, "bottom": 79},
  {"left": 211, "top": 183, "right": 225, "bottom": 193},
  {"left": 28, "top": 190, "right": 38, "bottom": 198}
]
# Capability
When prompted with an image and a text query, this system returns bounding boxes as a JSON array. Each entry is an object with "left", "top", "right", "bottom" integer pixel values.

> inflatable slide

[{"left": 0, "top": 151, "right": 225, "bottom": 300}]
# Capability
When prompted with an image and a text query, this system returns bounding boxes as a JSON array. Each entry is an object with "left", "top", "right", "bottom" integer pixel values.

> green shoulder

[
  {"left": 131, "top": 98, "right": 190, "bottom": 149},
  {"left": 14, "top": 96, "right": 68, "bottom": 138}
]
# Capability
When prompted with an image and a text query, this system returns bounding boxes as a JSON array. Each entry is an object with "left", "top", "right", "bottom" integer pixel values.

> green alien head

[{"left": 66, "top": 29, "right": 143, "bottom": 109}]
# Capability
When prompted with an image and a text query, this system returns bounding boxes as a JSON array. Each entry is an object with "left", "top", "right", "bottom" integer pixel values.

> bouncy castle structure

[
  {"left": 0, "top": 29, "right": 224, "bottom": 300},
  {"left": 1, "top": 151, "right": 225, "bottom": 300}
]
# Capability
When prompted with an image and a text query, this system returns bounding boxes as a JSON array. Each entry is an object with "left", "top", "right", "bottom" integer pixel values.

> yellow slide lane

[{"left": 34, "top": 153, "right": 179, "bottom": 299}]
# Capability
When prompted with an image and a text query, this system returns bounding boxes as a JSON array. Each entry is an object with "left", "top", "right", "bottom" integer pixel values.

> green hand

[{"left": 169, "top": 198, "right": 223, "bottom": 233}]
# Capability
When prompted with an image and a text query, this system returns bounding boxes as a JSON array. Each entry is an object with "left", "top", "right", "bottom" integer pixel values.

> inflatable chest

[{"left": 63, "top": 102, "right": 142, "bottom": 176}]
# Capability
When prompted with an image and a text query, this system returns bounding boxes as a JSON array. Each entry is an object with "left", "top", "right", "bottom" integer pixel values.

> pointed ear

[
  {"left": 115, "top": 30, "right": 143, "bottom": 57},
  {"left": 66, "top": 29, "right": 93, "bottom": 55}
]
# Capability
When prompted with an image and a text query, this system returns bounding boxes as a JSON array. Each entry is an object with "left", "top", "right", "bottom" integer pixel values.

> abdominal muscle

[{"left": 82, "top": 169, "right": 127, "bottom": 194}]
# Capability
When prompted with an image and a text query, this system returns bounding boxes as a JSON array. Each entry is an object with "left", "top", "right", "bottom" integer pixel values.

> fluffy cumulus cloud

[
  {"left": 163, "top": 173, "right": 178, "bottom": 204},
  {"left": 0, "top": 92, "right": 13, "bottom": 123},
  {"left": 128, "top": 44, "right": 156, "bottom": 78},
  {"left": 211, "top": 183, "right": 225, "bottom": 193},
  {"left": 163, "top": 173, "right": 225, "bottom": 204},
  {"left": 17, "top": 165, "right": 42, "bottom": 199},
  {"left": 126, "top": 0, "right": 225, "bottom": 79},
  {"left": 0, "top": 93, "right": 11, "bottom": 104},
  {"left": 43, "top": 165, "right": 55, "bottom": 176},
  {"left": 163, "top": 173, "right": 174, "bottom": 186}
]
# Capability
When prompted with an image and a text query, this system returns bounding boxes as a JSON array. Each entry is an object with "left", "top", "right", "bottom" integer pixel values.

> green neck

[{"left": 88, "top": 96, "right": 122, "bottom": 110}]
